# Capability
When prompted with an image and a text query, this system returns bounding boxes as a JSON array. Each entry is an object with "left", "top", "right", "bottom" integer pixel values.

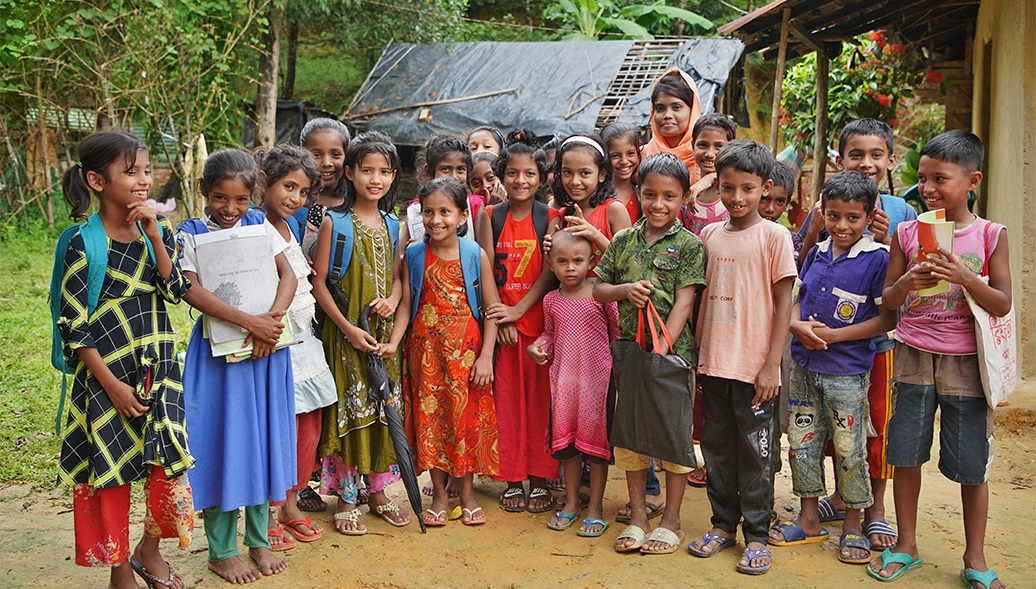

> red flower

[
  {"left": 877, "top": 94, "right": 891, "bottom": 107},
  {"left": 877, "top": 38, "right": 887, "bottom": 48},
  {"left": 888, "top": 118, "right": 899, "bottom": 127},
  {"left": 926, "top": 70, "right": 943, "bottom": 85},
  {"left": 888, "top": 44, "right": 906, "bottom": 56},
  {"left": 868, "top": 30, "right": 883, "bottom": 42}
]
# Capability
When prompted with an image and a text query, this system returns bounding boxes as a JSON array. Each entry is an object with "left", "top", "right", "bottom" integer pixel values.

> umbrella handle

[{"left": 358, "top": 305, "right": 375, "bottom": 337}]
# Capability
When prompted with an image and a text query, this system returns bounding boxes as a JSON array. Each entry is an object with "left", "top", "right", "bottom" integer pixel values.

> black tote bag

[{"left": 609, "top": 300, "right": 697, "bottom": 468}]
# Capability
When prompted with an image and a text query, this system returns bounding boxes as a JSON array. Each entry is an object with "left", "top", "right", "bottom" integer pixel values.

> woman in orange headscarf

[{"left": 642, "top": 67, "right": 703, "bottom": 183}]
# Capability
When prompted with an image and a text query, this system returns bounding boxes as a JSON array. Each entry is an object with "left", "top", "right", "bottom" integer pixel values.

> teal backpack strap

[
  {"left": 383, "top": 211, "right": 400, "bottom": 259},
  {"left": 458, "top": 238, "right": 483, "bottom": 326},
  {"left": 327, "top": 210, "right": 355, "bottom": 283},
  {"left": 406, "top": 242, "right": 426, "bottom": 329}
]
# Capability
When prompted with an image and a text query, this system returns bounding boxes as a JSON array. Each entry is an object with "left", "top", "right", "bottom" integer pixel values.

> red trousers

[{"left": 493, "top": 334, "right": 558, "bottom": 481}]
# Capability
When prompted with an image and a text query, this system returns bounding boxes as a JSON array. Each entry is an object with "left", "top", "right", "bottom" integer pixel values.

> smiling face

[
  {"left": 608, "top": 137, "right": 640, "bottom": 183},
  {"left": 205, "top": 177, "right": 253, "bottom": 228},
  {"left": 346, "top": 153, "right": 395, "bottom": 206},
  {"left": 501, "top": 153, "right": 541, "bottom": 204},
  {"left": 838, "top": 133, "right": 895, "bottom": 187},
  {"left": 560, "top": 148, "right": 604, "bottom": 206},
  {"left": 718, "top": 168, "right": 770, "bottom": 229},
  {"left": 431, "top": 151, "right": 468, "bottom": 185},
  {"left": 758, "top": 184, "right": 790, "bottom": 223},
  {"left": 916, "top": 155, "right": 980, "bottom": 216},
  {"left": 467, "top": 130, "right": 500, "bottom": 155},
  {"left": 693, "top": 127, "right": 729, "bottom": 175},
  {"left": 469, "top": 159, "right": 498, "bottom": 196},
  {"left": 638, "top": 170, "right": 685, "bottom": 234},
  {"left": 421, "top": 189, "right": 466, "bottom": 244},
  {"left": 652, "top": 93, "right": 691, "bottom": 146},
  {"left": 823, "top": 197, "right": 874, "bottom": 256},
  {"left": 549, "top": 234, "right": 592, "bottom": 289},
  {"left": 95, "top": 149, "right": 152, "bottom": 207},
  {"left": 305, "top": 130, "right": 346, "bottom": 195},
  {"left": 262, "top": 168, "right": 311, "bottom": 222}
]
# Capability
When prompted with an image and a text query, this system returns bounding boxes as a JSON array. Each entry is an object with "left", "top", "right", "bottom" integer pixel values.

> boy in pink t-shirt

[{"left": 688, "top": 140, "right": 796, "bottom": 575}]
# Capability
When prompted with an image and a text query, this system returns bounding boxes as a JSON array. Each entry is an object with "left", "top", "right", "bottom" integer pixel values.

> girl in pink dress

[{"left": 528, "top": 231, "right": 619, "bottom": 538}]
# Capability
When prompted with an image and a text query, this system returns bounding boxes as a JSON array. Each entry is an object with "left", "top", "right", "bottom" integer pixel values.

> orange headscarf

[{"left": 642, "top": 67, "right": 703, "bottom": 183}]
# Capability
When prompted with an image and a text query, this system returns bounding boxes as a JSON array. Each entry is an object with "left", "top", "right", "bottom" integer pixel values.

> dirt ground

[{"left": 3, "top": 384, "right": 1034, "bottom": 589}]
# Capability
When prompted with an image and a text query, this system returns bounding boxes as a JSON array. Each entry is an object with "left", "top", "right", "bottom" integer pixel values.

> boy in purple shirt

[{"left": 768, "top": 171, "right": 895, "bottom": 566}]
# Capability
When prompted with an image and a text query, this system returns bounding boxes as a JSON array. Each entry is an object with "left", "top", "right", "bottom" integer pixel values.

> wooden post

[
  {"left": 769, "top": 8, "right": 791, "bottom": 155},
  {"left": 810, "top": 46, "right": 830, "bottom": 206}
]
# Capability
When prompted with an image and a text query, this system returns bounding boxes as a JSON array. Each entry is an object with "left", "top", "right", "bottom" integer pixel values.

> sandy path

[{"left": 3, "top": 387, "right": 1033, "bottom": 589}]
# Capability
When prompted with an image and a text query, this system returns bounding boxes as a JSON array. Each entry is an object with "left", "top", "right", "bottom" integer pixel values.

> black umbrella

[{"left": 358, "top": 306, "right": 426, "bottom": 533}]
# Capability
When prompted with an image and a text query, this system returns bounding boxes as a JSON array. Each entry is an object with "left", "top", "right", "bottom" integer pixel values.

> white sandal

[
  {"left": 371, "top": 499, "right": 410, "bottom": 527},
  {"left": 334, "top": 509, "right": 367, "bottom": 536},
  {"left": 641, "top": 527, "right": 684, "bottom": 554},
  {"left": 615, "top": 524, "right": 647, "bottom": 553}
]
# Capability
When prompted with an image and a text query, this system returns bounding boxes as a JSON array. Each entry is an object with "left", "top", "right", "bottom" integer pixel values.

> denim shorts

[{"left": 886, "top": 382, "right": 994, "bottom": 485}]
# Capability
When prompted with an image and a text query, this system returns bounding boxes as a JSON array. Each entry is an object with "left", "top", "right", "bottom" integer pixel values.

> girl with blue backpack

[
  {"left": 54, "top": 131, "right": 193, "bottom": 589},
  {"left": 383, "top": 176, "right": 501, "bottom": 526},
  {"left": 310, "top": 131, "right": 411, "bottom": 535},
  {"left": 178, "top": 148, "right": 298, "bottom": 584}
]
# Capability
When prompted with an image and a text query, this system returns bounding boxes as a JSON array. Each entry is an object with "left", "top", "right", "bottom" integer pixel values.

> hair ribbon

[{"left": 561, "top": 136, "right": 605, "bottom": 158}]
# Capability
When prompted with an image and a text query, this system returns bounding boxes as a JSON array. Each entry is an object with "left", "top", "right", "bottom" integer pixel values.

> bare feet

[
  {"left": 444, "top": 476, "right": 462, "bottom": 498},
  {"left": 208, "top": 556, "right": 262, "bottom": 584},
  {"left": 108, "top": 561, "right": 141, "bottom": 589},
  {"left": 248, "top": 546, "right": 286, "bottom": 576}
]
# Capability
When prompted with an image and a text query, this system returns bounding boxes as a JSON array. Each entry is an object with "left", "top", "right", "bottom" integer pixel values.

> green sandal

[
  {"left": 960, "top": 568, "right": 1000, "bottom": 589},
  {"left": 867, "top": 549, "right": 923, "bottom": 582}
]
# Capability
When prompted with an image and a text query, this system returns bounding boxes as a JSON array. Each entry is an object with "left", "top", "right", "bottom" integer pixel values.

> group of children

[{"left": 53, "top": 65, "right": 1009, "bottom": 589}]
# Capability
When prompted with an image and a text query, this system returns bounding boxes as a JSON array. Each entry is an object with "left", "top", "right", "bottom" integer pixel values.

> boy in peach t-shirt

[{"left": 688, "top": 140, "right": 796, "bottom": 576}]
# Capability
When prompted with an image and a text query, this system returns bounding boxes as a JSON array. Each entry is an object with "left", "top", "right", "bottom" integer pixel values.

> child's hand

[
  {"left": 927, "top": 246, "right": 978, "bottom": 288},
  {"left": 104, "top": 380, "right": 149, "bottom": 418},
  {"left": 497, "top": 323, "right": 519, "bottom": 347},
  {"left": 753, "top": 363, "right": 781, "bottom": 404},
  {"left": 487, "top": 302, "right": 522, "bottom": 325},
  {"left": 126, "top": 201, "right": 161, "bottom": 240},
  {"left": 247, "top": 311, "right": 285, "bottom": 344},
  {"left": 564, "top": 205, "right": 605, "bottom": 243},
  {"left": 485, "top": 182, "right": 506, "bottom": 205},
  {"left": 369, "top": 298, "right": 397, "bottom": 319},
  {"left": 542, "top": 233, "right": 553, "bottom": 256},
  {"left": 625, "top": 280, "right": 653, "bottom": 308},
  {"left": 896, "top": 261, "right": 940, "bottom": 293},
  {"left": 805, "top": 200, "right": 825, "bottom": 237},
  {"left": 346, "top": 324, "right": 379, "bottom": 352},
  {"left": 251, "top": 338, "right": 275, "bottom": 359},
  {"left": 790, "top": 317, "right": 828, "bottom": 350},
  {"left": 869, "top": 208, "right": 891, "bottom": 244},
  {"left": 471, "top": 354, "right": 494, "bottom": 387},
  {"left": 527, "top": 341, "right": 548, "bottom": 365},
  {"left": 377, "top": 342, "right": 398, "bottom": 359}
]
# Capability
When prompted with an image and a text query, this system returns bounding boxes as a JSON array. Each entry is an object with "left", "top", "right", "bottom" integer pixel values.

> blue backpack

[
  {"left": 286, "top": 206, "right": 307, "bottom": 244},
  {"left": 50, "top": 213, "right": 158, "bottom": 435},
  {"left": 324, "top": 209, "right": 400, "bottom": 284},
  {"left": 405, "top": 238, "right": 484, "bottom": 331}
]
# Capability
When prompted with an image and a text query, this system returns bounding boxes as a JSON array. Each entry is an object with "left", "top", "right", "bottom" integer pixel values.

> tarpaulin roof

[{"left": 345, "top": 39, "right": 744, "bottom": 145}]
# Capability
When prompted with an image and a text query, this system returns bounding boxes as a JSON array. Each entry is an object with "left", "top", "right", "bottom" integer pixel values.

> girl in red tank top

[
  {"left": 602, "top": 122, "right": 644, "bottom": 224},
  {"left": 551, "top": 134, "right": 632, "bottom": 279},
  {"left": 474, "top": 129, "right": 562, "bottom": 513}
]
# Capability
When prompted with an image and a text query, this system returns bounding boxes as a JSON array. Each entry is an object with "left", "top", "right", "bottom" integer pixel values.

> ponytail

[
  {"left": 61, "top": 165, "right": 92, "bottom": 221},
  {"left": 61, "top": 131, "right": 147, "bottom": 221}
]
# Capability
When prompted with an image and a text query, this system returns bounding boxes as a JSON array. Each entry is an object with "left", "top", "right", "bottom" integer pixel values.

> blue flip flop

[
  {"left": 688, "top": 531, "right": 737, "bottom": 557},
  {"left": 547, "top": 511, "right": 579, "bottom": 531},
  {"left": 961, "top": 568, "right": 1000, "bottom": 589},
  {"left": 817, "top": 496, "right": 862, "bottom": 522},
  {"left": 769, "top": 520, "right": 829, "bottom": 546},
  {"left": 867, "top": 548, "right": 923, "bottom": 582},
  {"left": 736, "top": 547, "right": 773, "bottom": 575},
  {"left": 837, "top": 532, "right": 872, "bottom": 564},
  {"left": 863, "top": 519, "right": 899, "bottom": 550},
  {"left": 576, "top": 518, "right": 610, "bottom": 537}
]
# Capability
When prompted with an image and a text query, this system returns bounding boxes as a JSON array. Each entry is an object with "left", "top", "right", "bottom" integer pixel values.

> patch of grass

[{"left": 0, "top": 220, "right": 195, "bottom": 486}]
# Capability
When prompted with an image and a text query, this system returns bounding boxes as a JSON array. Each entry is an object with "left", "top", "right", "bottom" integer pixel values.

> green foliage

[
  {"left": 780, "top": 31, "right": 926, "bottom": 153},
  {"left": 545, "top": 0, "right": 712, "bottom": 40}
]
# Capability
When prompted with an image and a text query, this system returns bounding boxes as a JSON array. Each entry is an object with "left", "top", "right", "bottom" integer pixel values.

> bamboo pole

[
  {"left": 810, "top": 46, "right": 830, "bottom": 206},
  {"left": 344, "top": 88, "right": 518, "bottom": 120},
  {"left": 769, "top": 8, "right": 791, "bottom": 155}
]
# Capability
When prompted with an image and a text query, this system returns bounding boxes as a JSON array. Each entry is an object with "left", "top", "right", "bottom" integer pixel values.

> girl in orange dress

[{"left": 384, "top": 177, "right": 501, "bottom": 527}]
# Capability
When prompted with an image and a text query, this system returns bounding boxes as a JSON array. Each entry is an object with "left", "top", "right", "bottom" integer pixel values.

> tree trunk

[
  {"left": 256, "top": 7, "right": 282, "bottom": 149},
  {"left": 523, "top": 0, "right": 532, "bottom": 26},
  {"left": 675, "top": 0, "right": 687, "bottom": 37},
  {"left": 35, "top": 74, "right": 55, "bottom": 224},
  {"left": 281, "top": 20, "right": 298, "bottom": 100}
]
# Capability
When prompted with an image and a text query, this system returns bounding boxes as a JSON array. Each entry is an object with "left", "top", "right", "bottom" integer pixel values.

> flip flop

[
  {"left": 961, "top": 567, "right": 1000, "bottom": 589},
  {"left": 266, "top": 523, "right": 296, "bottom": 550},
  {"left": 769, "top": 520, "right": 829, "bottom": 546},
  {"left": 640, "top": 527, "right": 684, "bottom": 554},
  {"left": 422, "top": 509, "right": 447, "bottom": 527},
  {"left": 686, "top": 467, "right": 707, "bottom": 488},
  {"left": 688, "top": 531, "right": 737, "bottom": 557},
  {"left": 296, "top": 486, "right": 327, "bottom": 512},
  {"left": 371, "top": 499, "right": 410, "bottom": 527},
  {"left": 283, "top": 516, "right": 321, "bottom": 542},
  {"left": 837, "top": 532, "right": 872, "bottom": 564},
  {"left": 614, "top": 525, "right": 647, "bottom": 553},
  {"left": 334, "top": 509, "right": 367, "bottom": 535},
  {"left": 576, "top": 518, "right": 610, "bottom": 538},
  {"left": 128, "top": 555, "right": 180, "bottom": 589},
  {"left": 616, "top": 500, "right": 664, "bottom": 523},
  {"left": 736, "top": 547, "right": 773, "bottom": 575},
  {"left": 817, "top": 496, "right": 862, "bottom": 522},
  {"left": 499, "top": 486, "right": 527, "bottom": 512},
  {"left": 867, "top": 549, "right": 923, "bottom": 582},
  {"left": 462, "top": 507, "right": 486, "bottom": 526},
  {"left": 863, "top": 519, "right": 899, "bottom": 550},
  {"left": 548, "top": 511, "right": 580, "bottom": 531},
  {"left": 527, "top": 487, "right": 555, "bottom": 514}
]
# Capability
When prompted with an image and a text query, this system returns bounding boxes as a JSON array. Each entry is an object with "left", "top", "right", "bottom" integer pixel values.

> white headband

[{"left": 561, "top": 136, "right": 605, "bottom": 158}]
